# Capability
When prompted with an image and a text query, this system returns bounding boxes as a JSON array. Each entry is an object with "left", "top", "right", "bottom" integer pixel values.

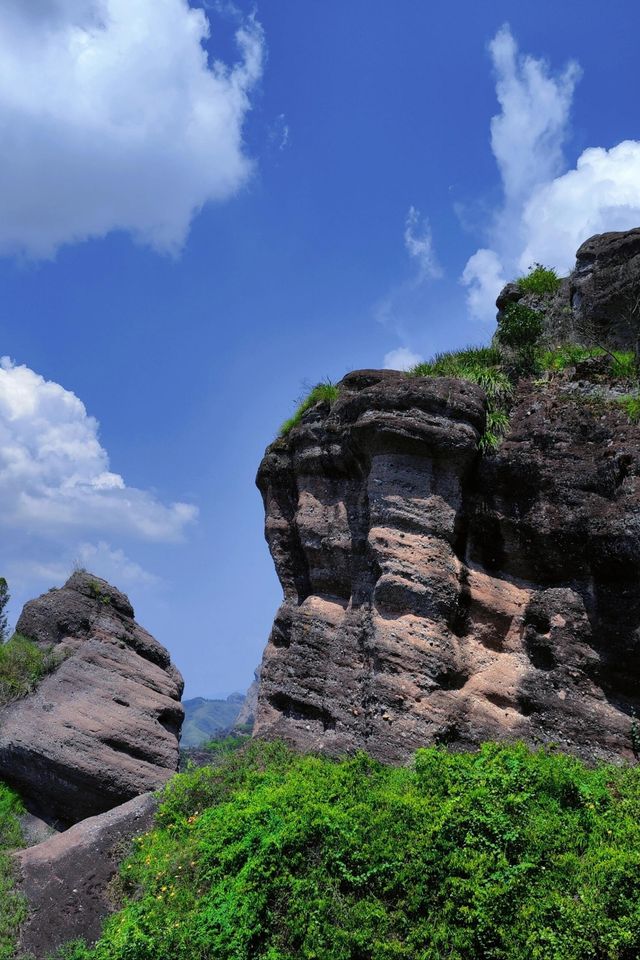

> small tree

[{"left": 0, "top": 579, "right": 9, "bottom": 644}]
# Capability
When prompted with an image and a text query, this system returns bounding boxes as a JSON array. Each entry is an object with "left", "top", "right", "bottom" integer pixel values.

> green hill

[{"left": 181, "top": 694, "right": 245, "bottom": 747}]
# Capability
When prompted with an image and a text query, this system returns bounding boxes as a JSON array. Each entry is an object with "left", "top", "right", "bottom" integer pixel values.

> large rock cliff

[
  {"left": 254, "top": 230, "right": 640, "bottom": 765},
  {"left": 0, "top": 571, "right": 184, "bottom": 826}
]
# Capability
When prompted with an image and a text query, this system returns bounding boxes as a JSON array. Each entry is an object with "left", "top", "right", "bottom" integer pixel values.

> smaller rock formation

[
  {"left": 235, "top": 666, "right": 261, "bottom": 728},
  {"left": 16, "top": 793, "right": 156, "bottom": 959},
  {"left": 0, "top": 572, "right": 183, "bottom": 826}
]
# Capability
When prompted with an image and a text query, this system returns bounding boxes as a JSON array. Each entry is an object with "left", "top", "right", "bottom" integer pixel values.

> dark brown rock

[
  {"left": 15, "top": 793, "right": 156, "bottom": 960},
  {"left": 571, "top": 228, "right": 640, "bottom": 353},
  {"left": 254, "top": 366, "right": 640, "bottom": 765},
  {"left": 0, "top": 572, "right": 183, "bottom": 826}
]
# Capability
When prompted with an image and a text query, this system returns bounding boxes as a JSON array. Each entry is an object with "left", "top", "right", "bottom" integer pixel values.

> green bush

[
  {"left": 498, "top": 302, "right": 544, "bottom": 350},
  {"left": 200, "top": 733, "right": 252, "bottom": 759},
  {"left": 280, "top": 381, "right": 340, "bottom": 437},
  {"left": 0, "top": 633, "right": 60, "bottom": 706},
  {"left": 0, "top": 783, "right": 26, "bottom": 960},
  {"left": 52, "top": 741, "right": 640, "bottom": 960},
  {"left": 516, "top": 263, "right": 561, "bottom": 297}
]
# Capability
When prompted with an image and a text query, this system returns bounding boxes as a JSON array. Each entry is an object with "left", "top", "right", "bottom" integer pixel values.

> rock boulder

[{"left": 0, "top": 572, "right": 183, "bottom": 826}]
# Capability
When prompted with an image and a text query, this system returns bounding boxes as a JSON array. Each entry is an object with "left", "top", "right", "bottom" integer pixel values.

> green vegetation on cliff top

[
  {"left": 278, "top": 264, "right": 638, "bottom": 447},
  {"left": 0, "top": 783, "right": 26, "bottom": 960},
  {"left": 54, "top": 741, "right": 640, "bottom": 960}
]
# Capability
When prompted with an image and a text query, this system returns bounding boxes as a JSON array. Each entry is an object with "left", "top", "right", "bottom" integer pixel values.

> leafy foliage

[
  {"left": 52, "top": 741, "right": 640, "bottom": 960},
  {"left": 279, "top": 381, "right": 340, "bottom": 437},
  {"left": 0, "top": 783, "right": 26, "bottom": 960},
  {"left": 516, "top": 263, "right": 561, "bottom": 297},
  {"left": 200, "top": 732, "right": 252, "bottom": 757},
  {"left": 497, "top": 302, "right": 544, "bottom": 350},
  {"left": 0, "top": 633, "right": 61, "bottom": 706}
]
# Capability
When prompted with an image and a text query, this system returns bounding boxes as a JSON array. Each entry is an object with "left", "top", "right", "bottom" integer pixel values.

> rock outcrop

[
  {"left": 571, "top": 227, "right": 640, "bottom": 353},
  {"left": 0, "top": 572, "right": 183, "bottom": 826},
  {"left": 254, "top": 232, "right": 640, "bottom": 766},
  {"left": 15, "top": 793, "right": 157, "bottom": 960},
  {"left": 235, "top": 666, "right": 261, "bottom": 729}
]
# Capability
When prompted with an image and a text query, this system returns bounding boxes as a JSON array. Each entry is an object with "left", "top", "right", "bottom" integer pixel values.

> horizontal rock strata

[
  {"left": 0, "top": 572, "right": 183, "bottom": 825},
  {"left": 255, "top": 360, "right": 640, "bottom": 764}
]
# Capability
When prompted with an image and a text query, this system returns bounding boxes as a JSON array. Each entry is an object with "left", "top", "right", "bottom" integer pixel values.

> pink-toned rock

[
  {"left": 255, "top": 363, "right": 640, "bottom": 765},
  {"left": 0, "top": 572, "right": 183, "bottom": 826}
]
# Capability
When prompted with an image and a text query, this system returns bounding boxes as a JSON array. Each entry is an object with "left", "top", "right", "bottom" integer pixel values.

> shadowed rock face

[
  {"left": 16, "top": 793, "right": 157, "bottom": 959},
  {"left": 572, "top": 228, "right": 640, "bottom": 351},
  {"left": 0, "top": 572, "right": 184, "bottom": 826},
  {"left": 255, "top": 363, "right": 640, "bottom": 764}
]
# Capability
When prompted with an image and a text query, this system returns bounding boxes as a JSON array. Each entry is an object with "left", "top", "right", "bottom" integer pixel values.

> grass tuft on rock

[
  {"left": 0, "top": 633, "right": 60, "bottom": 706},
  {"left": 279, "top": 381, "right": 340, "bottom": 437},
  {"left": 0, "top": 783, "right": 26, "bottom": 960},
  {"left": 51, "top": 741, "right": 640, "bottom": 960},
  {"left": 516, "top": 263, "right": 561, "bottom": 297},
  {"left": 410, "top": 347, "right": 512, "bottom": 451}
]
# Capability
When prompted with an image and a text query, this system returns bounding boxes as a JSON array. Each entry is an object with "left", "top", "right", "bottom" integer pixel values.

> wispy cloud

[
  {"left": 377, "top": 206, "right": 442, "bottom": 365},
  {"left": 0, "top": 0, "right": 264, "bottom": 259},
  {"left": 462, "top": 24, "right": 640, "bottom": 324},
  {"left": 461, "top": 24, "right": 580, "bottom": 322},
  {"left": 404, "top": 207, "right": 442, "bottom": 281}
]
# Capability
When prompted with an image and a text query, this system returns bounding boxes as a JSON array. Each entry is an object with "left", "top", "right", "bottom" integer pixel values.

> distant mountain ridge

[{"left": 181, "top": 692, "right": 246, "bottom": 746}]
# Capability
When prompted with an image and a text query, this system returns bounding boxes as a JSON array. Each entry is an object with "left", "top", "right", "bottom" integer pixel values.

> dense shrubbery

[
  {"left": 0, "top": 783, "right": 26, "bottom": 960},
  {"left": 54, "top": 741, "right": 640, "bottom": 960},
  {"left": 0, "top": 633, "right": 60, "bottom": 706}
]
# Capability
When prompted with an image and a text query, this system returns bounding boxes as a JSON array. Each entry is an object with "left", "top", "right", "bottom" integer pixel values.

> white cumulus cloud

[
  {"left": 519, "top": 141, "right": 640, "bottom": 274},
  {"left": 383, "top": 347, "right": 424, "bottom": 371},
  {"left": 0, "top": 357, "right": 197, "bottom": 540},
  {"left": 461, "top": 25, "right": 640, "bottom": 324},
  {"left": 461, "top": 249, "right": 506, "bottom": 325},
  {"left": 0, "top": 0, "right": 264, "bottom": 258}
]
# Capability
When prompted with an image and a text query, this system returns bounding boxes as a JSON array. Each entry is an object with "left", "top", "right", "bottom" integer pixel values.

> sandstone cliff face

[
  {"left": 0, "top": 572, "right": 184, "bottom": 825},
  {"left": 254, "top": 234, "right": 640, "bottom": 766}
]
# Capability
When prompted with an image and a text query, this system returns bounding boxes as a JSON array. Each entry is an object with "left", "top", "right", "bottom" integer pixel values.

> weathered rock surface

[
  {"left": 0, "top": 572, "right": 183, "bottom": 826},
  {"left": 572, "top": 228, "right": 640, "bottom": 352},
  {"left": 15, "top": 793, "right": 156, "bottom": 960},
  {"left": 255, "top": 358, "right": 640, "bottom": 764},
  {"left": 235, "top": 666, "right": 261, "bottom": 729}
]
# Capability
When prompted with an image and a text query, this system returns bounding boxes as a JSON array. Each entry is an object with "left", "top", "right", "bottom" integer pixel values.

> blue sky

[{"left": 2, "top": 0, "right": 640, "bottom": 696}]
